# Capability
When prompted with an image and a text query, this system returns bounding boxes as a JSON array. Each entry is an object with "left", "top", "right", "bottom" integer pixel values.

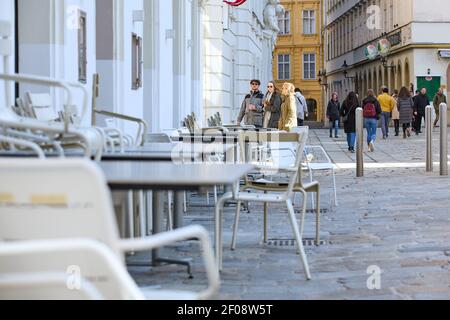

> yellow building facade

[{"left": 273, "top": 0, "right": 324, "bottom": 122}]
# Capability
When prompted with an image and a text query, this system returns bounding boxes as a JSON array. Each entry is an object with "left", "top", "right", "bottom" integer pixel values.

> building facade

[
  {"left": 273, "top": 0, "right": 324, "bottom": 122},
  {"left": 203, "top": 0, "right": 282, "bottom": 124},
  {"left": 0, "top": 0, "right": 282, "bottom": 136},
  {"left": 324, "top": 0, "right": 450, "bottom": 114}
]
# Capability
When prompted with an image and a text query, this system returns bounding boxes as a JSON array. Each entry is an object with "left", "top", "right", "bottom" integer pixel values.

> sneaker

[
  {"left": 369, "top": 141, "right": 375, "bottom": 152},
  {"left": 350, "top": 148, "right": 356, "bottom": 153}
]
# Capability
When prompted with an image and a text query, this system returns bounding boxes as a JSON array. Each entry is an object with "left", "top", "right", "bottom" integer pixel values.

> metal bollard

[
  {"left": 425, "top": 106, "right": 433, "bottom": 172},
  {"left": 440, "top": 103, "right": 448, "bottom": 176},
  {"left": 356, "top": 107, "right": 364, "bottom": 177}
]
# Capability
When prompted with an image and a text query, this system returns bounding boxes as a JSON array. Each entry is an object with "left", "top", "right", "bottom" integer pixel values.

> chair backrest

[
  {"left": 0, "top": 159, "right": 144, "bottom": 299},
  {"left": 0, "top": 239, "right": 144, "bottom": 300},
  {"left": 144, "top": 133, "right": 172, "bottom": 144},
  {"left": 238, "top": 129, "right": 308, "bottom": 193},
  {"left": 0, "top": 159, "right": 120, "bottom": 249},
  {"left": 26, "top": 92, "right": 60, "bottom": 121}
]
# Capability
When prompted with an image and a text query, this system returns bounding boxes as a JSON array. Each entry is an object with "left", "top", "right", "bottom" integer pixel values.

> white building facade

[
  {"left": 0, "top": 0, "right": 281, "bottom": 136},
  {"left": 324, "top": 0, "right": 450, "bottom": 106},
  {"left": 203, "top": 0, "right": 282, "bottom": 123}
]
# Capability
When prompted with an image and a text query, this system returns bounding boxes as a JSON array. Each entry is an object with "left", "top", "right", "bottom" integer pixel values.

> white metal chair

[
  {"left": 0, "top": 159, "right": 220, "bottom": 300},
  {"left": 303, "top": 145, "right": 338, "bottom": 208},
  {"left": 0, "top": 21, "right": 104, "bottom": 160},
  {"left": 25, "top": 92, "right": 126, "bottom": 154},
  {"left": 215, "top": 131, "right": 311, "bottom": 280}
]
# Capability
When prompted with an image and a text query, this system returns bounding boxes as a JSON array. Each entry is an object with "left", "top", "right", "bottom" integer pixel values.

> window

[
  {"left": 78, "top": 10, "right": 87, "bottom": 83},
  {"left": 131, "top": 33, "right": 143, "bottom": 90},
  {"left": 303, "top": 10, "right": 316, "bottom": 34},
  {"left": 278, "top": 11, "right": 290, "bottom": 35},
  {"left": 278, "top": 54, "right": 290, "bottom": 80},
  {"left": 303, "top": 54, "right": 316, "bottom": 80}
]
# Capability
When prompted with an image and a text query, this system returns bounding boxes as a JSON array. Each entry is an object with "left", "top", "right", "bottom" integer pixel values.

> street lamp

[
  {"left": 380, "top": 55, "right": 396, "bottom": 71},
  {"left": 318, "top": 69, "right": 328, "bottom": 88},
  {"left": 342, "top": 61, "right": 356, "bottom": 79}
]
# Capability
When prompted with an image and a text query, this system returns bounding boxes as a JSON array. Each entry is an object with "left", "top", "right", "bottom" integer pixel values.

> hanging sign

[{"left": 223, "top": 0, "right": 247, "bottom": 6}]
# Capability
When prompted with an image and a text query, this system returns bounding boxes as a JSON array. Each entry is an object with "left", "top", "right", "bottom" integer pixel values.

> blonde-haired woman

[{"left": 278, "top": 83, "right": 297, "bottom": 132}]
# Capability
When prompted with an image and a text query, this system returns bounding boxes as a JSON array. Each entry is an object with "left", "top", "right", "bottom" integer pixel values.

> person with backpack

[
  {"left": 362, "top": 89, "right": 382, "bottom": 152},
  {"left": 295, "top": 88, "right": 308, "bottom": 127},
  {"left": 340, "top": 92, "right": 359, "bottom": 153},
  {"left": 327, "top": 92, "right": 341, "bottom": 138}
]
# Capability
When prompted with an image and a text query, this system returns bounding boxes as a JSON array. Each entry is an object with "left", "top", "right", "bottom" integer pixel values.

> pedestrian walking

[
  {"left": 397, "top": 87, "right": 414, "bottom": 139},
  {"left": 433, "top": 87, "right": 447, "bottom": 128},
  {"left": 340, "top": 91, "right": 359, "bottom": 153},
  {"left": 377, "top": 87, "right": 396, "bottom": 139},
  {"left": 263, "top": 81, "right": 282, "bottom": 129},
  {"left": 413, "top": 88, "right": 430, "bottom": 135},
  {"left": 392, "top": 89, "right": 400, "bottom": 136},
  {"left": 362, "top": 89, "right": 382, "bottom": 152},
  {"left": 411, "top": 90, "right": 420, "bottom": 133},
  {"left": 278, "top": 83, "right": 297, "bottom": 132},
  {"left": 327, "top": 92, "right": 341, "bottom": 138},
  {"left": 295, "top": 88, "right": 309, "bottom": 127},
  {"left": 237, "top": 79, "right": 265, "bottom": 128}
]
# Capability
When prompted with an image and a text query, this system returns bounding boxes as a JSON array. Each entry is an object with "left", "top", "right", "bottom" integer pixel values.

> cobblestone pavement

[{"left": 130, "top": 128, "right": 450, "bottom": 300}]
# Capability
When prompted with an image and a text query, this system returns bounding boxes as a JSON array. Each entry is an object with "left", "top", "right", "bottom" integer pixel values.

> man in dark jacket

[
  {"left": 237, "top": 80, "right": 265, "bottom": 128},
  {"left": 413, "top": 88, "right": 430, "bottom": 135}
]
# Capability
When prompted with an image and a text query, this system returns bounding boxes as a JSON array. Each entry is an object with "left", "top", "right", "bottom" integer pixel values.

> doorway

[{"left": 417, "top": 76, "right": 441, "bottom": 101}]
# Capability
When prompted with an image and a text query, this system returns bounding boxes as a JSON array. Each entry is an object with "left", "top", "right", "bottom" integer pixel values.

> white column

[
  {"left": 173, "top": 0, "right": 187, "bottom": 128},
  {"left": 0, "top": 0, "right": 15, "bottom": 108},
  {"left": 143, "top": 0, "right": 160, "bottom": 132}
]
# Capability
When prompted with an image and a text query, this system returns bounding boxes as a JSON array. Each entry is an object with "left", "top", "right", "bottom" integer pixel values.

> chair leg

[
  {"left": 309, "top": 170, "right": 315, "bottom": 210},
  {"left": 315, "top": 189, "right": 321, "bottom": 246},
  {"left": 206, "top": 190, "right": 210, "bottom": 205},
  {"left": 215, "top": 193, "right": 233, "bottom": 271},
  {"left": 231, "top": 201, "right": 242, "bottom": 251},
  {"left": 214, "top": 185, "right": 218, "bottom": 204},
  {"left": 299, "top": 190, "right": 307, "bottom": 237},
  {"left": 127, "top": 191, "right": 134, "bottom": 239},
  {"left": 286, "top": 200, "right": 311, "bottom": 280},
  {"left": 138, "top": 190, "right": 146, "bottom": 237},
  {"left": 167, "top": 191, "right": 173, "bottom": 231},
  {"left": 264, "top": 201, "right": 269, "bottom": 243},
  {"left": 332, "top": 169, "right": 338, "bottom": 207},
  {"left": 183, "top": 191, "right": 187, "bottom": 213}
]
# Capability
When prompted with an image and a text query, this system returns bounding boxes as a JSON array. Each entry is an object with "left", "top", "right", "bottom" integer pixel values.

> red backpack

[{"left": 363, "top": 102, "right": 377, "bottom": 118}]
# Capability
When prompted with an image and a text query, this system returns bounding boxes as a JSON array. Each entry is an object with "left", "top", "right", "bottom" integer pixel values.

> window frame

[
  {"left": 302, "top": 10, "right": 316, "bottom": 35},
  {"left": 303, "top": 53, "right": 316, "bottom": 80},
  {"left": 278, "top": 11, "right": 291, "bottom": 35},
  {"left": 278, "top": 54, "right": 291, "bottom": 80}
]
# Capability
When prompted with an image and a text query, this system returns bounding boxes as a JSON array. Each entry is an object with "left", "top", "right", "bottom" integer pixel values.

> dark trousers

[
  {"left": 297, "top": 118, "right": 304, "bottom": 127},
  {"left": 394, "top": 119, "right": 400, "bottom": 135},
  {"left": 402, "top": 123, "right": 411, "bottom": 134},
  {"left": 415, "top": 112, "right": 425, "bottom": 133}
]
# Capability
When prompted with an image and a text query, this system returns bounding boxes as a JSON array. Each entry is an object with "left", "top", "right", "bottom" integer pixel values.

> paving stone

[{"left": 129, "top": 129, "right": 450, "bottom": 300}]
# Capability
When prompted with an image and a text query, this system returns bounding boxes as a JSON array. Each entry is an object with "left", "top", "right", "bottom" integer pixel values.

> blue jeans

[
  {"left": 365, "top": 118, "right": 378, "bottom": 145},
  {"left": 381, "top": 112, "right": 391, "bottom": 138},
  {"left": 347, "top": 133, "right": 356, "bottom": 149},
  {"left": 330, "top": 120, "right": 339, "bottom": 137}
]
